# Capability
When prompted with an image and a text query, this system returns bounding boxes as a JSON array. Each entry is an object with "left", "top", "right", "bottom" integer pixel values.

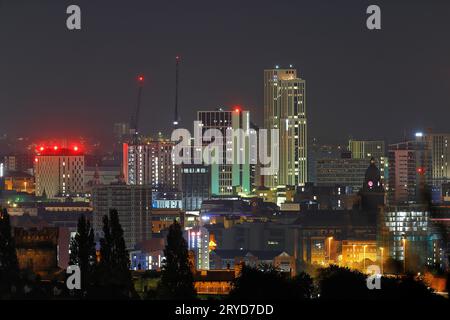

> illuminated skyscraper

[
  {"left": 388, "top": 136, "right": 430, "bottom": 204},
  {"left": 0, "top": 162, "right": 4, "bottom": 191},
  {"left": 349, "top": 140, "right": 385, "bottom": 161},
  {"left": 422, "top": 132, "right": 450, "bottom": 187},
  {"left": 123, "top": 138, "right": 180, "bottom": 190},
  {"left": 378, "top": 204, "right": 441, "bottom": 272},
  {"left": 123, "top": 143, "right": 147, "bottom": 185},
  {"left": 264, "top": 66, "right": 307, "bottom": 187},
  {"left": 197, "top": 108, "right": 252, "bottom": 195},
  {"left": 186, "top": 226, "right": 210, "bottom": 270},
  {"left": 348, "top": 139, "right": 388, "bottom": 184}
]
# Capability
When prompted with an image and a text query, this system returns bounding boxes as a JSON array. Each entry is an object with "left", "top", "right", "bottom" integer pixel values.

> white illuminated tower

[
  {"left": 422, "top": 132, "right": 450, "bottom": 187},
  {"left": 187, "top": 226, "right": 210, "bottom": 270},
  {"left": 123, "top": 137, "right": 180, "bottom": 190},
  {"left": 264, "top": 66, "right": 307, "bottom": 187},
  {"left": 123, "top": 143, "right": 147, "bottom": 185}
]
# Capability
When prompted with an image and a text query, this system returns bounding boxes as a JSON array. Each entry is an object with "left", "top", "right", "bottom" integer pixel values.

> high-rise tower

[
  {"left": 197, "top": 107, "right": 252, "bottom": 195},
  {"left": 34, "top": 145, "right": 85, "bottom": 198},
  {"left": 264, "top": 66, "right": 307, "bottom": 187}
]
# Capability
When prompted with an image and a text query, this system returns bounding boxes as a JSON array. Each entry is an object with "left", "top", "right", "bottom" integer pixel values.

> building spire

[{"left": 173, "top": 55, "right": 180, "bottom": 127}]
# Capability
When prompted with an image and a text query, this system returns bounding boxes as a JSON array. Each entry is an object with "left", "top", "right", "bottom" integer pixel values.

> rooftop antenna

[
  {"left": 173, "top": 56, "right": 180, "bottom": 127},
  {"left": 130, "top": 74, "right": 145, "bottom": 143}
]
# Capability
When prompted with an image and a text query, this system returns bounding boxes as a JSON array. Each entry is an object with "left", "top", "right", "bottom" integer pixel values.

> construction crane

[
  {"left": 173, "top": 56, "right": 180, "bottom": 127},
  {"left": 130, "top": 74, "right": 145, "bottom": 143}
]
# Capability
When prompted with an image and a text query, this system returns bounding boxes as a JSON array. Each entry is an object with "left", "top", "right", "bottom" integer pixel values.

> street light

[
  {"left": 379, "top": 247, "right": 384, "bottom": 275},
  {"left": 353, "top": 244, "right": 356, "bottom": 268},
  {"left": 402, "top": 237, "right": 407, "bottom": 274},
  {"left": 327, "top": 237, "right": 333, "bottom": 264},
  {"left": 363, "top": 245, "right": 368, "bottom": 271}
]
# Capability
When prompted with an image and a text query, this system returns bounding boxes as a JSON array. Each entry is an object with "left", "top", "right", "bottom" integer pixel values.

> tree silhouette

[
  {"left": 69, "top": 214, "right": 96, "bottom": 296},
  {"left": 316, "top": 265, "right": 444, "bottom": 302},
  {"left": 291, "top": 271, "right": 314, "bottom": 299},
  {"left": 229, "top": 265, "right": 313, "bottom": 300},
  {"left": 316, "top": 265, "right": 368, "bottom": 300},
  {"left": 446, "top": 272, "right": 450, "bottom": 296},
  {"left": 157, "top": 220, "right": 196, "bottom": 300},
  {"left": 0, "top": 208, "right": 19, "bottom": 298},
  {"left": 384, "top": 257, "right": 403, "bottom": 274},
  {"left": 369, "top": 274, "right": 444, "bottom": 301},
  {"left": 93, "top": 209, "right": 133, "bottom": 299}
]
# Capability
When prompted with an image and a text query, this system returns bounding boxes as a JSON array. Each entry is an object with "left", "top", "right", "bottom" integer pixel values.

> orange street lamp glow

[
  {"left": 380, "top": 247, "right": 384, "bottom": 275},
  {"left": 402, "top": 238, "right": 407, "bottom": 274},
  {"left": 328, "top": 237, "right": 333, "bottom": 263},
  {"left": 363, "top": 245, "right": 368, "bottom": 271}
]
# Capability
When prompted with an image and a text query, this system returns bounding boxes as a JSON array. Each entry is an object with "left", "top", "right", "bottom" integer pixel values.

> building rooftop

[
  {"left": 211, "top": 249, "right": 286, "bottom": 261},
  {"left": 3, "top": 171, "right": 34, "bottom": 178},
  {"left": 193, "top": 269, "right": 235, "bottom": 282}
]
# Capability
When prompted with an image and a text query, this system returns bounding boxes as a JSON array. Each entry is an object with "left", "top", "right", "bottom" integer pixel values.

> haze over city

[
  {"left": 0, "top": 0, "right": 449, "bottom": 310},
  {"left": 2, "top": 0, "right": 450, "bottom": 144}
]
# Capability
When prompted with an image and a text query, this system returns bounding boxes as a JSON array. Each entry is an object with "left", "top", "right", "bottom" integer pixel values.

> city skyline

[{"left": 1, "top": 0, "right": 450, "bottom": 305}]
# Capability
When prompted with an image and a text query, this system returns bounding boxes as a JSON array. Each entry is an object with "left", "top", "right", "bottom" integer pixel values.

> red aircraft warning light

[{"left": 234, "top": 105, "right": 242, "bottom": 113}]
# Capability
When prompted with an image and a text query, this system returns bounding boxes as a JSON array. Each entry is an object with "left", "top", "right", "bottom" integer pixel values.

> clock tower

[{"left": 361, "top": 157, "right": 385, "bottom": 212}]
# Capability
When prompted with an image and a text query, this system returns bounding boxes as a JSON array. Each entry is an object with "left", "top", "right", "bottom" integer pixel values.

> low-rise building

[
  {"left": 210, "top": 249, "right": 296, "bottom": 275},
  {"left": 3, "top": 171, "right": 35, "bottom": 194},
  {"left": 316, "top": 157, "right": 370, "bottom": 193},
  {"left": 14, "top": 227, "right": 59, "bottom": 274},
  {"left": 151, "top": 208, "right": 185, "bottom": 233},
  {"left": 340, "top": 240, "right": 378, "bottom": 271}
]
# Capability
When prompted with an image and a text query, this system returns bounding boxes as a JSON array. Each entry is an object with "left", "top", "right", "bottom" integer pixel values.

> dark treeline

[
  {"left": 68, "top": 209, "right": 136, "bottom": 299},
  {"left": 0, "top": 209, "right": 449, "bottom": 301},
  {"left": 227, "top": 264, "right": 448, "bottom": 302},
  {"left": 0, "top": 208, "right": 136, "bottom": 299}
]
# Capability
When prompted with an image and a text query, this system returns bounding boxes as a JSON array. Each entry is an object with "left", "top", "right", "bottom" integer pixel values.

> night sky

[{"left": 1, "top": 0, "right": 450, "bottom": 145}]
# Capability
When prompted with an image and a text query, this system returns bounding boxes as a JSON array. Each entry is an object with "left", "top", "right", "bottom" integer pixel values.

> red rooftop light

[
  {"left": 53, "top": 146, "right": 58, "bottom": 151},
  {"left": 234, "top": 105, "right": 242, "bottom": 113},
  {"left": 39, "top": 146, "right": 44, "bottom": 151},
  {"left": 73, "top": 146, "right": 79, "bottom": 151}
]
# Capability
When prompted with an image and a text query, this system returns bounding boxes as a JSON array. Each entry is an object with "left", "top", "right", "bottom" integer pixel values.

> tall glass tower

[{"left": 264, "top": 66, "right": 307, "bottom": 187}]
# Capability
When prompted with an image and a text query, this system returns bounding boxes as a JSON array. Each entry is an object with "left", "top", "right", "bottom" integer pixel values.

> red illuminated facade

[{"left": 35, "top": 145, "right": 84, "bottom": 156}]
